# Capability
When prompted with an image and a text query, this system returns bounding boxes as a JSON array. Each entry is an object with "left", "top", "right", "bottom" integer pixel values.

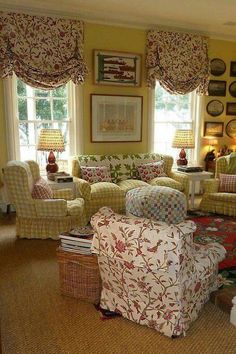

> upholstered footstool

[{"left": 126, "top": 186, "right": 187, "bottom": 224}]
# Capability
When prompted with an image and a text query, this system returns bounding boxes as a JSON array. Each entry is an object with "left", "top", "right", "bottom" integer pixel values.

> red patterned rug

[
  {"left": 190, "top": 215, "right": 236, "bottom": 270},
  {"left": 190, "top": 215, "right": 236, "bottom": 288}
]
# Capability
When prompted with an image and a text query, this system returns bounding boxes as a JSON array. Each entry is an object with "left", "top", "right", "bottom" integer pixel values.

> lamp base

[
  {"left": 46, "top": 151, "right": 58, "bottom": 173},
  {"left": 46, "top": 163, "right": 58, "bottom": 173},
  {"left": 177, "top": 148, "right": 188, "bottom": 166}
]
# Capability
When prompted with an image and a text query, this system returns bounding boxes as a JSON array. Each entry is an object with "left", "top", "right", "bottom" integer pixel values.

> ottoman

[{"left": 126, "top": 186, "right": 187, "bottom": 224}]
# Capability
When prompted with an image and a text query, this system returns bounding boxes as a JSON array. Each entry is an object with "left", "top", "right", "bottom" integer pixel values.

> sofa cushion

[
  {"left": 91, "top": 182, "right": 124, "bottom": 199},
  {"left": 219, "top": 173, "right": 236, "bottom": 193},
  {"left": 149, "top": 176, "right": 183, "bottom": 191},
  {"left": 137, "top": 160, "right": 167, "bottom": 182},
  {"left": 117, "top": 179, "right": 148, "bottom": 193},
  {"left": 81, "top": 166, "right": 112, "bottom": 184},
  {"left": 32, "top": 177, "right": 53, "bottom": 199}
]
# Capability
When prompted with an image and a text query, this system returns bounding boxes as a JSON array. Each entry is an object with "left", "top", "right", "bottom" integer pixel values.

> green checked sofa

[{"left": 71, "top": 153, "right": 189, "bottom": 220}]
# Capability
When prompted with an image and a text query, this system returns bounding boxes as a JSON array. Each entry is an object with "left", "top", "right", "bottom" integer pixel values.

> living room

[{"left": 0, "top": 1, "right": 236, "bottom": 353}]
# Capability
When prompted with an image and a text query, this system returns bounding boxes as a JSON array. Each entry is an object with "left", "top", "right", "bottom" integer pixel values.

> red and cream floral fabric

[
  {"left": 146, "top": 29, "right": 209, "bottom": 94},
  {"left": 219, "top": 173, "right": 236, "bottom": 193},
  {"left": 137, "top": 160, "right": 167, "bottom": 182},
  {"left": 91, "top": 207, "right": 226, "bottom": 337},
  {"left": 31, "top": 177, "right": 53, "bottom": 199},
  {"left": 0, "top": 11, "right": 88, "bottom": 89},
  {"left": 81, "top": 166, "right": 112, "bottom": 184}
]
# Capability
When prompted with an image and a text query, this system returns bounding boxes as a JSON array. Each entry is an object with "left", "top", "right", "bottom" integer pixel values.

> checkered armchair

[
  {"left": 3, "top": 160, "right": 87, "bottom": 239},
  {"left": 200, "top": 153, "right": 236, "bottom": 216},
  {"left": 91, "top": 207, "right": 225, "bottom": 337}
]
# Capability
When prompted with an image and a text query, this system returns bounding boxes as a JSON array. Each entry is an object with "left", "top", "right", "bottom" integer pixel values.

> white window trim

[
  {"left": 148, "top": 87, "right": 202, "bottom": 165},
  {"left": 3, "top": 76, "right": 83, "bottom": 162}
]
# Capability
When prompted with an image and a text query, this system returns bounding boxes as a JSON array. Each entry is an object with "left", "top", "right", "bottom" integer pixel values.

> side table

[
  {"left": 177, "top": 171, "right": 213, "bottom": 209},
  {"left": 44, "top": 178, "right": 77, "bottom": 198}
]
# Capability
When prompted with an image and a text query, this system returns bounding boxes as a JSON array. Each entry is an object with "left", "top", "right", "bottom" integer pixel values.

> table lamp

[
  {"left": 37, "top": 129, "right": 65, "bottom": 173},
  {"left": 172, "top": 129, "right": 195, "bottom": 166}
]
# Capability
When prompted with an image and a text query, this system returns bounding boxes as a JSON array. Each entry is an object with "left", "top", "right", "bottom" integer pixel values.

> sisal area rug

[{"left": 190, "top": 214, "right": 236, "bottom": 288}]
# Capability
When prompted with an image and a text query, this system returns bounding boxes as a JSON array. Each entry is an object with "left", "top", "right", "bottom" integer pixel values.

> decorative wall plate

[
  {"left": 229, "top": 81, "right": 236, "bottom": 97},
  {"left": 210, "top": 58, "right": 226, "bottom": 76},
  {"left": 226, "top": 119, "right": 236, "bottom": 138},
  {"left": 206, "top": 100, "right": 224, "bottom": 116}
]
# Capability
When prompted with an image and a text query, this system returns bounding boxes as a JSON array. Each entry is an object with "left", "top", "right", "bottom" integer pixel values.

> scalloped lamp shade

[
  {"left": 172, "top": 130, "right": 195, "bottom": 166},
  {"left": 37, "top": 129, "right": 65, "bottom": 173}
]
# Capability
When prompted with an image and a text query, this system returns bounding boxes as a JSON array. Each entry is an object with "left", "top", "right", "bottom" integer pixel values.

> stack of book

[{"left": 59, "top": 226, "right": 94, "bottom": 255}]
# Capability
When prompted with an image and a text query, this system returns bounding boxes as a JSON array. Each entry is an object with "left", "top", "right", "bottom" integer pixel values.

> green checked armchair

[
  {"left": 200, "top": 153, "right": 236, "bottom": 216},
  {"left": 3, "top": 160, "right": 87, "bottom": 239}
]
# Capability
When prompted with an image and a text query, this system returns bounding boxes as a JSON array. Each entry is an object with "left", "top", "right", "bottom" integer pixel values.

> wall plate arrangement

[
  {"left": 208, "top": 80, "right": 226, "bottom": 96},
  {"left": 210, "top": 58, "right": 226, "bottom": 76},
  {"left": 225, "top": 119, "right": 236, "bottom": 138},
  {"left": 226, "top": 102, "right": 236, "bottom": 115},
  {"left": 206, "top": 100, "right": 224, "bottom": 116},
  {"left": 230, "top": 62, "right": 236, "bottom": 77},
  {"left": 229, "top": 81, "right": 236, "bottom": 97}
]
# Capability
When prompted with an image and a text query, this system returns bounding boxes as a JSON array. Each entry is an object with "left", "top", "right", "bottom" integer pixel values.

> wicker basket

[{"left": 57, "top": 248, "right": 102, "bottom": 304}]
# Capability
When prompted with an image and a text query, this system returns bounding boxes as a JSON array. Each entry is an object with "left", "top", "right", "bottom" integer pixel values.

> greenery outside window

[
  {"left": 15, "top": 78, "right": 73, "bottom": 171},
  {"left": 153, "top": 82, "right": 200, "bottom": 164}
]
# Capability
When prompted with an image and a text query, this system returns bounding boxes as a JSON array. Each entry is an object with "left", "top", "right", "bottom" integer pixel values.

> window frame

[
  {"left": 3, "top": 75, "right": 83, "bottom": 166},
  {"left": 148, "top": 85, "right": 202, "bottom": 166}
]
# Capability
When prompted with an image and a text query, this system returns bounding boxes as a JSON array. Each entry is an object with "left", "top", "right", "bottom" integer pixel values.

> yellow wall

[
  {"left": 0, "top": 21, "right": 236, "bottom": 170},
  {"left": 0, "top": 80, "right": 7, "bottom": 182},
  {"left": 83, "top": 23, "right": 148, "bottom": 154},
  {"left": 201, "top": 38, "right": 236, "bottom": 161}
]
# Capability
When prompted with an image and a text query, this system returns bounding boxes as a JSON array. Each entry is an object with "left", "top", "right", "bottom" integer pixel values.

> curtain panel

[
  {"left": 0, "top": 12, "right": 88, "bottom": 89},
  {"left": 146, "top": 29, "right": 209, "bottom": 95}
]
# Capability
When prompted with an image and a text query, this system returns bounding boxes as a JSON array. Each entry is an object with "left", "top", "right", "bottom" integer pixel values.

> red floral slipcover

[{"left": 91, "top": 207, "right": 226, "bottom": 337}]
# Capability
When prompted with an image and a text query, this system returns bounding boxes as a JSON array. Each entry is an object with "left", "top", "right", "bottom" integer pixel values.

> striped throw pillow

[{"left": 219, "top": 173, "right": 236, "bottom": 193}]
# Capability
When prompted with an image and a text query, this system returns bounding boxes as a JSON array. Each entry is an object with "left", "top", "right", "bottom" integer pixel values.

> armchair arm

[
  {"left": 34, "top": 199, "right": 67, "bottom": 217},
  {"left": 73, "top": 177, "right": 91, "bottom": 200},
  {"left": 169, "top": 171, "right": 190, "bottom": 198},
  {"left": 202, "top": 179, "right": 220, "bottom": 193},
  {"left": 53, "top": 188, "right": 73, "bottom": 200}
]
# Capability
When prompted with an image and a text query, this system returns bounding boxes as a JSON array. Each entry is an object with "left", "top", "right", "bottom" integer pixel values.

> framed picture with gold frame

[
  {"left": 91, "top": 94, "right": 143, "bottom": 142},
  {"left": 204, "top": 122, "right": 224, "bottom": 137}
]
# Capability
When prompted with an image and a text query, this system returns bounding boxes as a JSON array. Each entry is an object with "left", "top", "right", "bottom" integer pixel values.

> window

[
  {"left": 4, "top": 75, "right": 83, "bottom": 172},
  {"left": 153, "top": 82, "right": 200, "bottom": 164}
]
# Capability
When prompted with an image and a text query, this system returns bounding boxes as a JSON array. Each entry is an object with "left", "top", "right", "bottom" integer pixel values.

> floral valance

[
  {"left": 146, "top": 29, "right": 210, "bottom": 95},
  {"left": 0, "top": 12, "right": 88, "bottom": 89}
]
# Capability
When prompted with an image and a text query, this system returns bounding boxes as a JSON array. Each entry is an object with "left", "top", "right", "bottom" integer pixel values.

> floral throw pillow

[
  {"left": 31, "top": 177, "right": 53, "bottom": 199},
  {"left": 81, "top": 166, "right": 112, "bottom": 184},
  {"left": 137, "top": 160, "right": 167, "bottom": 182},
  {"left": 219, "top": 173, "right": 236, "bottom": 193}
]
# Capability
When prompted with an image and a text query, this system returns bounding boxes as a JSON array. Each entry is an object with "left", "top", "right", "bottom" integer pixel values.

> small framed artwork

[
  {"left": 230, "top": 62, "right": 236, "bottom": 77},
  {"left": 226, "top": 102, "right": 236, "bottom": 115},
  {"left": 91, "top": 94, "right": 143, "bottom": 142},
  {"left": 208, "top": 80, "right": 226, "bottom": 96},
  {"left": 204, "top": 122, "right": 224, "bottom": 137},
  {"left": 229, "top": 81, "right": 236, "bottom": 97},
  {"left": 226, "top": 119, "right": 236, "bottom": 138},
  {"left": 206, "top": 100, "right": 224, "bottom": 117},
  {"left": 94, "top": 49, "right": 142, "bottom": 87},
  {"left": 210, "top": 58, "right": 226, "bottom": 76}
]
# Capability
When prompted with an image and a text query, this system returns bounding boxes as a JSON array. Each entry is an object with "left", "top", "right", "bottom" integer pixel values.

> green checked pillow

[{"left": 219, "top": 173, "right": 236, "bottom": 193}]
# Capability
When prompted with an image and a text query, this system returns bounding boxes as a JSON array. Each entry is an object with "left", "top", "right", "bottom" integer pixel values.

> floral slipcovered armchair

[
  {"left": 91, "top": 207, "right": 225, "bottom": 337},
  {"left": 200, "top": 152, "right": 236, "bottom": 216},
  {"left": 3, "top": 160, "right": 86, "bottom": 239}
]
